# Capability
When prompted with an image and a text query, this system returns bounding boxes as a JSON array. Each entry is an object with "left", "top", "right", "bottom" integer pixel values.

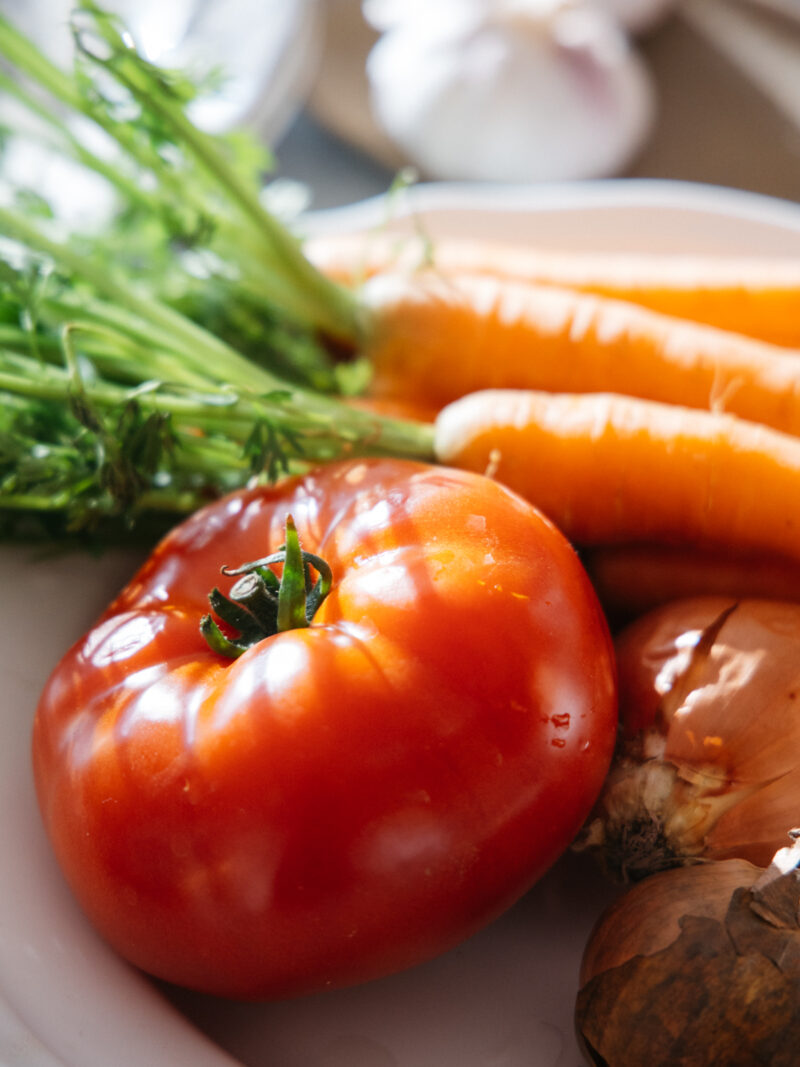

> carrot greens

[{"left": 0, "top": 1, "right": 434, "bottom": 541}]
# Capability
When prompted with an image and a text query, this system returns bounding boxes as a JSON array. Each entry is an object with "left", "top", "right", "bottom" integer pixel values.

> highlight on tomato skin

[{"left": 32, "top": 458, "right": 617, "bottom": 1000}]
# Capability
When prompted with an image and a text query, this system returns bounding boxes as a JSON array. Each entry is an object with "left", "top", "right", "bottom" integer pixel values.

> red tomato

[{"left": 33, "top": 459, "right": 616, "bottom": 999}]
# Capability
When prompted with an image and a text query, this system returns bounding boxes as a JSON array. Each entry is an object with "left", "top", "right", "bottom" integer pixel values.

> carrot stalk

[
  {"left": 308, "top": 232, "right": 800, "bottom": 348},
  {"left": 434, "top": 389, "right": 800, "bottom": 564},
  {"left": 359, "top": 273, "right": 800, "bottom": 438}
]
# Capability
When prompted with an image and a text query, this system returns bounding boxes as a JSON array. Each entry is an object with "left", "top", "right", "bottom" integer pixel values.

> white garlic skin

[{"left": 364, "top": 1, "right": 655, "bottom": 183}]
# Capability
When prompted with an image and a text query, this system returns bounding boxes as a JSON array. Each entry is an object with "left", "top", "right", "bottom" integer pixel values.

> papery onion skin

[
  {"left": 577, "top": 597, "right": 800, "bottom": 878},
  {"left": 575, "top": 842, "right": 800, "bottom": 1066},
  {"left": 578, "top": 857, "right": 758, "bottom": 985}
]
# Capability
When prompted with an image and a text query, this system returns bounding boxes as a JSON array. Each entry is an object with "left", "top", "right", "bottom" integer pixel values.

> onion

[
  {"left": 576, "top": 834, "right": 800, "bottom": 1066},
  {"left": 577, "top": 597, "right": 800, "bottom": 878}
]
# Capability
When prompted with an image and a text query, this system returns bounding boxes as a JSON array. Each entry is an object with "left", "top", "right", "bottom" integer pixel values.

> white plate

[{"left": 2, "top": 180, "right": 800, "bottom": 1067}]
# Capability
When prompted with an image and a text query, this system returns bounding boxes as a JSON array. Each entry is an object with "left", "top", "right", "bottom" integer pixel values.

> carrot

[
  {"left": 358, "top": 272, "right": 800, "bottom": 438},
  {"left": 582, "top": 544, "right": 800, "bottom": 622},
  {"left": 307, "top": 232, "right": 800, "bottom": 347},
  {"left": 434, "top": 389, "right": 800, "bottom": 564}
]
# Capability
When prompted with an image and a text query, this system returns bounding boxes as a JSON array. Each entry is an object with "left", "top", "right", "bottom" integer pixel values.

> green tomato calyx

[{"left": 200, "top": 515, "right": 333, "bottom": 658}]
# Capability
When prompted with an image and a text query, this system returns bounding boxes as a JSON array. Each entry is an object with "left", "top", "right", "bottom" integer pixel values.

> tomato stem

[
  {"left": 200, "top": 515, "right": 333, "bottom": 658},
  {"left": 277, "top": 516, "right": 311, "bottom": 632}
]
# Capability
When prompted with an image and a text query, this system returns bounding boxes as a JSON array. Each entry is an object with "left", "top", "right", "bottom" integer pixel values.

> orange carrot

[
  {"left": 582, "top": 544, "right": 800, "bottom": 622},
  {"left": 307, "top": 232, "right": 800, "bottom": 347},
  {"left": 434, "top": 389, "right": 800, "bottom": 564},
  {"left": 358, "top": 272, "right": 800, "bottom": 438}
]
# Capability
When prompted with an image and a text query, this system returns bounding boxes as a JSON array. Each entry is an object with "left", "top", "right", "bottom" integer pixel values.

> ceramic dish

[{"left": 2, "top": 180, "right": 800, "bottom": 1067}]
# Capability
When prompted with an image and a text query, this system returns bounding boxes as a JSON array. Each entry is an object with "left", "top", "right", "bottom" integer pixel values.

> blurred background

[{"left": 2, "top": 0, "right": 800, "bottom": 209}]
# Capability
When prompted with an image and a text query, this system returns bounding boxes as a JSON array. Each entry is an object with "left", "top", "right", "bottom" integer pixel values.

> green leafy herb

[{"left": 0, "top": 2, "right": 434, "bottom": 543}]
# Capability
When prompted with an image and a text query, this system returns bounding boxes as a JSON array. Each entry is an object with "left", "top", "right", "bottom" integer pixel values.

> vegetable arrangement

[
  {"left": 571, "top": 598, "right": 800, "bottom": 1063},
  {"left": 0, "top": 0, "right": 799, "bottom": 607},
  {"left": 4, "top": 1, "right": 800, "bottom": 1059}
]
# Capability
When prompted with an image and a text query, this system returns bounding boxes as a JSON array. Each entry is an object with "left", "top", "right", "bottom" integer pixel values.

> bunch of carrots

[{"left": 308, "top": 230, "right": 800, "bottom": 620}]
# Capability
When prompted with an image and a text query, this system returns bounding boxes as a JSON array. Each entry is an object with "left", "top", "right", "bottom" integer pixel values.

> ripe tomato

[{"left": 33, "top": 459, "right": 616, "bottom": 999}]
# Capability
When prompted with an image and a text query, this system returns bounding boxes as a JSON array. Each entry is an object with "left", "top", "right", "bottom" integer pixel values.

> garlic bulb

[
  {"left": 578, "top": 597, "right": 800, "bottom": 879},
  {"left": 576, "top": 835, "right": 800, "bottom": 1066},
  {"left": 363, "top": 0, "right": 655, "bottom": 182}
]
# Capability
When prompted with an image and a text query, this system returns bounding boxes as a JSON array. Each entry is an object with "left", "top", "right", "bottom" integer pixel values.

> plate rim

[{"left": 302, "top": 176, "right": 800, "bottom": 237}]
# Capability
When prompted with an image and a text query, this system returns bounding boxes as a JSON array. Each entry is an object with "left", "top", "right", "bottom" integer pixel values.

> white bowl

[{"left": 3, "top": 180, "right": 800, "bottom": 1067}]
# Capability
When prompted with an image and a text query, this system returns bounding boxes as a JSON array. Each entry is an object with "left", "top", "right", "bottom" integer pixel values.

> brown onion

[
  {"left": 576, "top": 834, "right": 800, "bottom": 1066},
  {"left": 577, "top": 597, "right": 800, "bottom": 879}
]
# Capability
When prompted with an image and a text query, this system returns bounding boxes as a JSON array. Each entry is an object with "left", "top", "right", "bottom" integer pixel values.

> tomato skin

[{"left": 33, "top": 459, "right": 616, "bottom": 999}]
